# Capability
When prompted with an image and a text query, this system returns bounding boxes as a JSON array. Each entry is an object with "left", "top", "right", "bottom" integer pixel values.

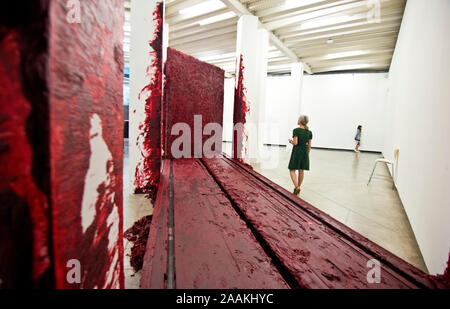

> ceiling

[{"left": 124, "top": 0, "right": 406, "bottom": 75}]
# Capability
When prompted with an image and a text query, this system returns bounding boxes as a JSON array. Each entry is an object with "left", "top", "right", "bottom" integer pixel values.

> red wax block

[
  {"left": 134, "top": 1, "right": 164, "bottom": 199},
  {"left": 48, "top": 0, "right": 124, "bottom": 289},
  {"left": 140, "top": 160, "right": 171, "bottom": 289},
  {"left": 163, "top": 48, "right": 224, "bottom": 159},
  {"left": 172, "top": 159, "right": 288, "bottom": 288},
  {"left": 202, "top": 157, "right": 443, "bottom": 289},
  {"left": 1, "top": 0, "right": 124, "bottom": 289},
  {"left": 233, "top": 54, "right": 250, "bottom": 161},
  {"left": 0, "top": 27, "right": 51, "bottom": 288},
  {"left": 140, "top": 159, "right": 288, "bottom": 288}
]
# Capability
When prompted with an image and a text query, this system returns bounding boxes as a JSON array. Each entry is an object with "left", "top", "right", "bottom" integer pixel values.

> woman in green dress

[{"left": 288, "top": 115, "right": 312, "bottom": 196}]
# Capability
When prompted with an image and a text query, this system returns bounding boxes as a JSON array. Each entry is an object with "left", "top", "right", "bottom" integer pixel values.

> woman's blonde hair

[{"left": 298, "top": 115, "right": 309, "bottom": 130}]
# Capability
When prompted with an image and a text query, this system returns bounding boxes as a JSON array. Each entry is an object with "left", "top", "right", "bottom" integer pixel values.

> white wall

[
  {"left": 224, "top": 73, "right": 389, "bottom": 151},
  {"left": 383, "top": 0, "right": 450, "bottom": 275},
  {"left": 301, "top": 73, "right": 389, "bottom": 152},
  {"left": 224, "top": 74, "right": 303, "bottom": 147},
  {"left": 222, "top": 78, "right": 235, "bottom": 142},
  {"left": 264, "top": 75, "right": 296, "bottom": 146}
]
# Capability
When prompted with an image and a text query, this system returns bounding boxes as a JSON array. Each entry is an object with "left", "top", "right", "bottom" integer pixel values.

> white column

[
  {"left": 289, "top": 62, "right": 304, "bottom": 130},
  {"left": 233, "top": 15, "right": 268, "bottom": 163},
  {"left": 129, "top": 0, "right": 165, "bottom": 192}
]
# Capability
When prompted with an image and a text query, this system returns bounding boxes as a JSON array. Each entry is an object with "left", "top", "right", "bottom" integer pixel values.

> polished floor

[
  {"left": 123, "top": 141, "right": 427, "bottom": 288},
  {"left": 123, "top": 139, "right": 153, "bottom": 289},
  {"left": 223, "top": 143, "right": 427, "bottom": 273}
]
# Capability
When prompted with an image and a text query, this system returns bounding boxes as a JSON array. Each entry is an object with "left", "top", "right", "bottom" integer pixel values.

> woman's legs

[
  {"left": 298, "top": 170, "right": 305, "bottom": 188},
  {"left": 290, "top": 170, "right": 299, "bottom": 188},
  {"left": 355, "top": 141, "right": 360, "bottom": 152}
]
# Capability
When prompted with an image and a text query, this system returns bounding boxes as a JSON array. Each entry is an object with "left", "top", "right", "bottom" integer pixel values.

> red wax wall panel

[
  {"left": 134, "top": 1, "right": 164, "bottom": 199},
  {"left": 48, "top": 0, "right": 124, "bottom": 289},
  {"left": 0, "top": 0, "right": 124, "bottom": 288},
  {"left": 163, "top": 48, "right": 225, "bottom": 159},
  {"left": 0, "top": 1, "right": 52, "bottom": 288}
]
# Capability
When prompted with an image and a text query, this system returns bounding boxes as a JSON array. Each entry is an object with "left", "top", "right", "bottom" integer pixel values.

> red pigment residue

[
  {"left": 435, "top": 253, "right": 450, "bottom": 287},
  {"left": 124, "top": 215, "right": 153, "bottom": 272},
  {"left": 233, "top": 54, "right": 250, "bottom": 162},
  {"left": 134, "top": 1, "right": 164, "bottom": 201}
]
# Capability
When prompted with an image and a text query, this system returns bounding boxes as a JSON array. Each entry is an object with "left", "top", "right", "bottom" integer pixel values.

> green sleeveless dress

[{"left": 288, "top": 128, "right": 313, "bottom": 171}]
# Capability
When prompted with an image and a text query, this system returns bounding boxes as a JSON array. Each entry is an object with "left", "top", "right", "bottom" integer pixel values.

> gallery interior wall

[
  {"left": 301, "top": 73, "right": 389, "bottom": 152},
  {"left": 223, "top": 77, "right": 235, "bottom": 143},
  {"left": 382, "top": 0, "right": 450, "bottom": 275},
  {"left": 224, "top": 73, "right": 389, "bottom": 152}
]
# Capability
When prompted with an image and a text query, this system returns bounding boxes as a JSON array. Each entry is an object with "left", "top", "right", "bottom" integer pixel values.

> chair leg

[
  {"left": 367, "top": 161, "right": 378, "bottom": 185},
  {"left": 391, "top": 163, "right": 396, "bottom": 190}
]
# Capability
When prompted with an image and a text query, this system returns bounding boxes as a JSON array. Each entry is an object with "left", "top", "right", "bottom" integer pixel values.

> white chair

[{"left": 367, "top": 149, "right": 399, "bottom": 190}]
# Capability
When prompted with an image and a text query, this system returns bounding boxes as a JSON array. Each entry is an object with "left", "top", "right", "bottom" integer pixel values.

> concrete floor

[
  {"left": 223, "top": 143, "right": 428, "bottom": 273},
  {"left": 123, "top": 140, "right": 427, "bottom": 289},
  {"left": 123, "top": 139, "right": 153, "bottom": 289}
]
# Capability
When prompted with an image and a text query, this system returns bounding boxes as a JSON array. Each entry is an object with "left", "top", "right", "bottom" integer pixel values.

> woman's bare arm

[
  {"left": 289, "top": 137, "right": 298, "bottom": 146},
  {"left": 308, "top": 139, "right": 312, "bottom": 153}
]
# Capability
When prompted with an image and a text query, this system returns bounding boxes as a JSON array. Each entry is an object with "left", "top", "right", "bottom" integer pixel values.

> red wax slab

[
  {"left": 48, "top": 0, "right": 124, "bottom": 289},
  {"left": 0, "top": 26, "right": 51, "bottom": 287},
  {"left": 226, "top": 157, "right": 448, "bottom": 289},
  {"left": 172, "top": 159, "right": 288, "bottom": 289},
  {"left": 233, "top": 54, "right": 250, "bottom": 161},
  {"left": 134, "top": 1, "right": 164, "bottom": 199},
  {"left": 1, "top": 0, "right": 125, "bottom": 288},
  {"left": 202, "top": 157, "right": 443, "bottom": 289},
  {"left": 163, "top": 48, "right": 224, "bottom": 159},
  {"left": 140, "top": 160, "right": 171, "bottom": 289}
]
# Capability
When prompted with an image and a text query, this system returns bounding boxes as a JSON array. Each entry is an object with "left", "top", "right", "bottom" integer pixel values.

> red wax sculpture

[
  {"left": 0, "top": 0, "right": 124, "bottom": 289},
  {"left": 134, "top": 1, "right": 164, "bottom": 202},
  {"left": 163, "top": 48, "right": 225, "bottom": 159}
]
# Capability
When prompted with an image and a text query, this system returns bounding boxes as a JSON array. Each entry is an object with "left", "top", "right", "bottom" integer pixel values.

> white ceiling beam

[
  {"left": 172, "top": 34, "right": 237, "bottom": 49},
  {"left": 264, "top": 1, "right": 368, "bottom": 31},
  {"left": 247, "top": 0, "right": 287, "bottom": 12},
  {"left": 284, "top": 21, "right": 401, "bottom": 44},
  {"left": 189, "top": 47, "right": 237, "bottom": 59},
  {"left": 220, "top": 0, "right": 312, "bottom": 74},
  {"left": 285, "top": 26, "right": 400, "bottom": 46},
  {"left": 264, "top": 0, "right": 402, "bottom": 31},
  {"left": 277, "top": 13, "right": 403, "bottom": 39},
  {"left": 170, "top": 25, "right": 237, "bottom": 46},
  {"left": 312, "top": 61, "right": 391, "bottom": 73},
  {"left": 295, "top": 40, "right": 397, "bottom": 57},
  {"left": 165, "top": 0, "right": 207, "bottom": 17},
  {"left": 258, "top": 0, "right": 355, "bottom": 22},
  {"left": 301, "top": 48, "right": 394, "bottom": 63},
  {"left": 305, "top": 51, "right": 394, "bottom": 65},
  {"left": 292, "top": 30, "right": 398, "bottom": 48},
  {"left": 309, "top": 55, "right": 393, "bottom": 69},
  {"left": 167, "top": 7, "right": 230, "bottom": 26},
  {"left": 170, "top": 17, "right": 237, "bottom": 37},
  {"left": 170, "top": 15, "right": 238, "bottom": 33}
]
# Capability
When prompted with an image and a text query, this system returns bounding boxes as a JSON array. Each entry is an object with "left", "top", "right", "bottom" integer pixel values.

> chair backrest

[{"left": 394, "top": 149, "right": 399, "bottom": 161}]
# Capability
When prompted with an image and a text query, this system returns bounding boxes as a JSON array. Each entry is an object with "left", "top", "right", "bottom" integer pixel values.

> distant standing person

[
  {"left": 354, "top": 125, "right": 362, "bottom": 152},
  {"left": 288, "top": 115, "right": 312, "bottom": 196}
]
